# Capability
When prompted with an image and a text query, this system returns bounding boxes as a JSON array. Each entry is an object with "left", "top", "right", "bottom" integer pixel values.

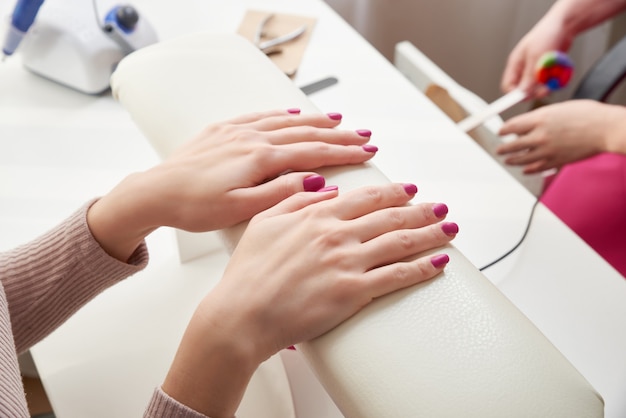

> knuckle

[
  {"left": 395, "top": 230, "right": 414, "bottom": 251},
  {"left": 391, "top": 263, "right": 412, "bottom": 285},
  {"left": 387, "top": 208, "right": 407, "bottom": 229},
  {"left": 364, "top": 186, "right": 384, "bottom": 204},
  {"left": 415, "top": 260, "right": 431, "bottom": 278}
]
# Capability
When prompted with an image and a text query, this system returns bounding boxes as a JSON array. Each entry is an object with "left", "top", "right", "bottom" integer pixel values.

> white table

[{"left": 1, "top": 0, "right": 626, "bottom": 417}]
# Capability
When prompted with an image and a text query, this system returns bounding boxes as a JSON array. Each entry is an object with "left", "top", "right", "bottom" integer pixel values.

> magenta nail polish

[
  {"left": 403, "top": 183, "right": 418, "bottom": 195},
  {"left": 356, "top": 129, "right": 372, "bottom": 137},
  {"left": 303, "top": 175, "right": 325, "bottom": 192},
  {"left": 431, "top": 254, "right": 450, "bottom": 268},
  {"left": 441, "top": 222, "right": 459, "bottom": 236},
  {"left": 317, "top": 185, "right": 339, "bottom": 193},
  {"left": 362, "top": 144, "right": 378, "bottom": 153},
  {"left": 433, "top": 203, "right": 448, "bottom": 218},
  {"left": 327, "top": 112, "right": 342, "bottom": 121},
  {"left": 287, "top": 108, "right": 301, "bottom": 114}
]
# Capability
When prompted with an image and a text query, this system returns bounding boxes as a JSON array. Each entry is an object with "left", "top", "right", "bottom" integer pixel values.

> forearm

[
  {"left": 547, "top": 0, "right": 626, "bottom": 36},
  {"left": 160, "top": 303, "right": 260, "bottom": 418},
  {"left": 0, "top": 201, "right": 148, "bottom": 352}
]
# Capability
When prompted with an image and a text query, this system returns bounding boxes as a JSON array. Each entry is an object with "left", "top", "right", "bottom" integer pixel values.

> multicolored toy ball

[{"left": 535, "top": 51, "right": 574, "bottom": 91}]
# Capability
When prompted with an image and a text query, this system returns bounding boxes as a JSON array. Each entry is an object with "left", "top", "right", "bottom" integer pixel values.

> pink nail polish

[
  {"left": 403, "top": 183, "right": 418, "bottom": 195},
  {"left": 441, "top": 222, "right": 459, "bottom": 236},
  {"left": 303, "top": 175, "right": 325, "bottom": 192},
  {"left": 287, "top": 108, "right": 301, "bottom": 114},
  {"left": 362, "top": 144, "right": 378, "bottom": 153},
  {"left": 356, "top": 129, "right": 372, "bottom": 137},
  {"left": 327, "top": 112, "right": 342, "bottom": 121},
  {"left": 317, "top": 185, "right": 339, "bottom": 193},
  {"left": 433, "top": 203, "right": 448, "bottom": 218},
  {"left": 430, "top": 254, "right": 450, "bottom": 268}
]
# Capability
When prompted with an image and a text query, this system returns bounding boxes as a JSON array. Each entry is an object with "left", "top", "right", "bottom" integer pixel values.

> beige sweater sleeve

[
  {"left": 0, "top": 200, "right": 149, "bottom": 354},
  {"left": 0, "top": 201, "right": 217, "bottom": 417},
  {"left": 0, "top": 200, "right": 148, "bottom": 417}
]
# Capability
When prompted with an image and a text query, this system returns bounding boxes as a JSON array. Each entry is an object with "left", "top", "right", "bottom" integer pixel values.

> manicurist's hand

[
  {"left": 500, "top": 13, "right": 572, "bottom": 98},
  {"left": 87, "top": 109, "right": 378, "bottom": 261},
  {"left": 162, "top": 183, "right": 457, "bottom": 418},
  {"left": 501, "top": 0, "right": 626, "bottom": 98},
  {"left": 496, "top": 100, "right": 626, "bottom": 173}
]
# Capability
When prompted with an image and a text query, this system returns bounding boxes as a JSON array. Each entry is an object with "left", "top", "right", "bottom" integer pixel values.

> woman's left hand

[
  {"left": 88, "top": 109, "right": 377, "bottom": 260},
  {"left": 496, "top": 100, "right": 612, "bottom": 174}
]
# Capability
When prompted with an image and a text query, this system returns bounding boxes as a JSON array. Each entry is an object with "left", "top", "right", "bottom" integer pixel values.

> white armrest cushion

[{"left": 111, "top": 32, "right": 603, "bottom": 418}]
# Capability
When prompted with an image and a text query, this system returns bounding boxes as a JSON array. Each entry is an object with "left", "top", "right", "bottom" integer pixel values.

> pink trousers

[{"left": 541, "top": 153, "right": 626, "bottom": 278}]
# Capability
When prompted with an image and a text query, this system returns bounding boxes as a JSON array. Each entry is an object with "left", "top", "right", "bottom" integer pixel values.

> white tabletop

[{"left": 1, "top": 0, "right": 626, "bottom": 417}]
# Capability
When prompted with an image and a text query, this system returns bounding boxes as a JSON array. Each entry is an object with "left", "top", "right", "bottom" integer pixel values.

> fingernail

[
  {"left": 441, "top": 222, "right": 459, "bottom": 236},
  {"left": 356, "top": 129, "right": 371, "bottom": 137},
  {"left": 327, "top": 112, "right": 342, "bottom": 121},
  {"left": 362, "top": 144, "right": 378, "bottom": 153},
  {"left": 303, "top": 175, "right": 325, "bottom": 192},
  {"left": 432, "top": 203, "right": 448, "bottom": 218},
  {"left": 287, "top": 345, "right": 296, "bottom": 350},
  {"left": 317, "top": 185, "right": 338, "bottom": 193},
  {"left": 403, "top": 183, "right": 418, "bottom": 195},
  {"left": 287, "top": 108, "right": 301, "bottom": 114},
  {"left": 430, "top": 254, "right": 450, "bottom": 268}
]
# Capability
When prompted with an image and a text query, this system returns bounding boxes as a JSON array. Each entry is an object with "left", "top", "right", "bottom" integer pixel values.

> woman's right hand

[{"left": 163, "top": 183, "right": 457, "bottom": 418}]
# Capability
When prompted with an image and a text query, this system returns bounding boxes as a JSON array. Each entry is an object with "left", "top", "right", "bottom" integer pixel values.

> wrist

[
  {"left": 603, "top": 105, "right": 626, "bottom": 155},
  {"left": 87, "top": 173, "right": 158, "bottom": 262},
  {"left": 162, "top": 300, "right": 261, "bottom": 417}
]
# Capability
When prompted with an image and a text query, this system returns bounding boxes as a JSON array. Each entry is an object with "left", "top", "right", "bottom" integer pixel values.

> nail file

[
  {"left": 457, "top": 51, "right": 574, "bottom": 133},
  {"left": 300, "top": 76, "right": 339, "bottom": 95}
]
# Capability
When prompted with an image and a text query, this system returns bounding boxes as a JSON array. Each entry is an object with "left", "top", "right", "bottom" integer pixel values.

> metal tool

[
  {"left": 254, "top": 14, "right": 306, "bottom": 53},
  {"left": 300, "top": 76, "right": 339, "bottom": 95}
]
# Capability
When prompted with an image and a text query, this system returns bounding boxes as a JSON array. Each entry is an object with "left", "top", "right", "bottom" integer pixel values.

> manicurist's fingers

[{"left": 498, "top": 114, "right": 535, "bottom": 137}]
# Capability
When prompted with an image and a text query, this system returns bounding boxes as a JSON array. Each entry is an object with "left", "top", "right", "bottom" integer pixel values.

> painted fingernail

[
  {"left": 362, "top": 144, "right": 378, "bottom": 153},
  {"left": 287, "top": 108, "right": 301, "bottom": 114},
  {"left": 403, "top": 183, "right": 418, "bottom": 195},
  {"left": 356, "top": 129, "right": 372, "bottom": 137},
  {"left": 432, "top": 203, "right": 448, "bottom": 218},
  {"left": 303, "top": 175, "right": 325, "bottom": 192},
  {"left": 317, "top": 185, "right": 339, "bottom": 193},
  {"left": 287, "top": 345, "right": 296, "bottom": 350},
  {"left": 431, "top": 254, "right": 450, "bottom": 268},
  {"left": 327, "top": 112, "right": 342, "bottom": 121},
  {"left": 441, "top": 222, "right": 459, "bottom": 236}
]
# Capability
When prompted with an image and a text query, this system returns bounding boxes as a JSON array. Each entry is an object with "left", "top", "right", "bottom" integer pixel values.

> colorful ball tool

[
  {"left": 457, "top": 51, "right": 574, "bottom": 133},
  {"left": 534, "top": 51, "right": 574, "bottom": 91}
]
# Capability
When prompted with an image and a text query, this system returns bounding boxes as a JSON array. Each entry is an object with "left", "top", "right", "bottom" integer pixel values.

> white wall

[{"left": 324, "top": 0, "right": 614, "bottom": 115}]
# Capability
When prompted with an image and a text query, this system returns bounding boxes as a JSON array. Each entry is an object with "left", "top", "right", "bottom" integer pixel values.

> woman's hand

[
  {"left": 501, "top": 0, "right": 626, "bottom": 98},
  {"left": 500, "top": 13, "right": 572, "bottom": 98},
  {"left": 163, "top": 183, "right": 457, "bottom": 417},
  {"left": 496, "top": 100, "right": 623, "bottom": 174},
  {"left": 87, "top": 109, "right": 377, "bottom": 261}
]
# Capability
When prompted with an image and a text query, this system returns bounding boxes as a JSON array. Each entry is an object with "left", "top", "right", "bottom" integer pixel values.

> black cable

[{"left": 478, "top": 198, "right": 540, "bottom": 271}]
